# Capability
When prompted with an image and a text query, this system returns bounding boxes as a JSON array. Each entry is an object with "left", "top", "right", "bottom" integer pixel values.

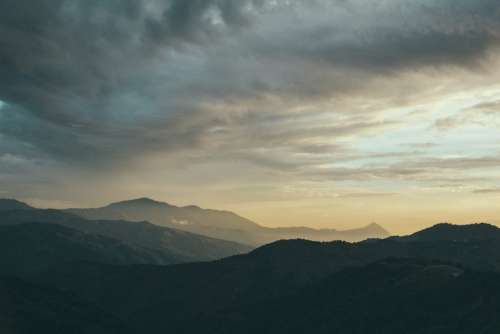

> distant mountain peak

[
  {"left": 367, "top": 222, "right": 389, "bottom": 233},
  {"left": 344, "top": 222, "right": 390, "bottom": 236},
  {"left": 107, "top": 197, "right": 172, "bottom": 208},
  {"left": 65, "top": 197, "right": 391, "bottom": 244},
  {"left": 365, "top": 222, "right": 385, "bottom": 230},
  {"left": 0, "top": 199, "right": 34, "bottom": 211}
]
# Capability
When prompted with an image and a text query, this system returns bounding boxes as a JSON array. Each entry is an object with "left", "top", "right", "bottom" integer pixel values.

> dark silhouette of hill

[
  {"left": 0, "top": 199, "right": 34, "bottom": 211},
  {"left": 194, "top": 259, "right": 500, "bottom": 334},
  {"left": 0, "top": 276, "right": 130, "bottom": 334},
  {"left": 34, "top": 258, "right": 500, "bottom": 333},
  {"left": 399, "top": 222, "right": 500, "bottom": 242},
  {"left": 24, "top": 223, "right": 500, "bottom": 333},
  {"left": 0, "top": 204, "right": 251, "bottom": 264},
  {"left": 66, "top": 197, "right": 390, "bottom": 245}
]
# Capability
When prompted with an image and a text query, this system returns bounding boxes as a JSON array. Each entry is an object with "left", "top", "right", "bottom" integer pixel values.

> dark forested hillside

[
  {"left": 194, "top": 259, "right": 500, "bottom": 334},
  {"left": 2, "top": 201, "right": 500, "bottom": 334},
  {"left": 0, "top": 223, "right": 178, "bottom": 277},
  {"left": 24, "top": 223, "right": 500, "bottom": 333},
  {"left": 0, "top": 276, "right": 129, "bottom": 334}
]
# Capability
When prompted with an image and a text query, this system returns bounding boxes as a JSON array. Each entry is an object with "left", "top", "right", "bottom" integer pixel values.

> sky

[{"left": 1, "top": 0, "right": 500, "bottom": 234}]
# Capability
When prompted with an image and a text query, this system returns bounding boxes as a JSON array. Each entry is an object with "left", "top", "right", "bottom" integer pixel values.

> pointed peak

[{"left": 359, "top": 222, "right": 389, "bottom": 234}]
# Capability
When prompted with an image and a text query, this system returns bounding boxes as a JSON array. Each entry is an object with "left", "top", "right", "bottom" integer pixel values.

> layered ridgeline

[
  {"left": 0, "top": 199, "right": 251, "bottom": 266},
  {"left": 66, "top": 197, "right": 390, "bottom": 245},
  {"left": 1, "top": 220, "right": 499, "bottom": 333}
]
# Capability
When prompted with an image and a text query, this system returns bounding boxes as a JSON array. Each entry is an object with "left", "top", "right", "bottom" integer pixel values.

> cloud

[
  {"left": 0, "top": 0, "right": 500, "bottom": 167},
  {"left": 0, "top": 0, "right": 273, "bottom": 162},
  {"left": 338, "top": 192, "right": 398, "bottom": 198},
  {"left": 2, "top": 0, "right": 500, "bottom": 211},
  {"left": 434, "top": 116, "right": 464, "bottom": 131},
  {"left": 473, "top": 188, "right": 500, "bottom": 194},
  {"left": 469, "top": 100, "right": 500, "bottom": 114},
  {"left": 254, "top": 1, "right": 500, "bottom": 71},
  {"left": 434, "top": 97, "right": 500, "bottom": 131}
]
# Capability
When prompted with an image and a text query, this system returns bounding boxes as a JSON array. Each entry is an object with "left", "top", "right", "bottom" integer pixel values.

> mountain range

[
  {"left": 0, "top": 197, "right": 390, "bottom": 265},
  {"left": 0, "top": 199, "right": 251, "bottom": 265},
  {"left": 34, "top": 222, "right": 500, "bottom": 333},
  {"left": 66, "top": 197, "right": 390, "bottom": 245},
  {"left": 2, "top": 197, "right": 500, "bottom": 333}
]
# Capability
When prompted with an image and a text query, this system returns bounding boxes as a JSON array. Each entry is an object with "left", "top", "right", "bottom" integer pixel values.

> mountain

[
  {"left": 0, "top": 276, "right": 129, "bottom": 334},
  {"left": 67, "top": 198, "right": 390, "bottom": 245},
  {"left": 66, "top": 198, "right": 265, "bottom": 245},
  {"left": 0, "top": 223, "right": 181, "bottom": 277},
  {"left": 26, "top": 223, "right": 500, "bottom": 333},
  {"left": 399, "top": 222, "right": 500, "bottom": 242},
  {"left": 0, "top": 199, "right": 34, "bottom": 211},
  {"left": 0, "top": 204, "right": 251, "bottom": 264},
  {"left": 0, "top": 221, "right": 496, "bottom": 332},
  {"left": 193, "top": 259, "right": 500, "bottom": 334},
  {"left": 265, "top": 222, "right": 388, "bottom": 242},
  {"left": 4, "top": 199, "right": 499, "bottom": 333}
]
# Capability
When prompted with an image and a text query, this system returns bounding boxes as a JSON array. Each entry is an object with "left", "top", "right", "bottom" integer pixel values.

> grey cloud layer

[
  {"left": 1, "top": 0, "right": 500, "bottom": 170},
  {"left": 0, "top": 0, "right": 270, "bottom": 162}
]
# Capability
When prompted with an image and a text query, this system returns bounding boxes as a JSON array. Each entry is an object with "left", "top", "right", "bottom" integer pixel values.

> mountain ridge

[
  {"left": 0, "top": 199, "right": 34, "bottom": 211},
  {"left": 0, "top": 223, "right": 179, "bottom": 277},
  {"left": 29, "top": 222, "right": 500, "bottom": 333},
  {"left": 2, "top": 213, "right": 500, "bottom": 333},
  {"left": 0, "top": 201, "right": 251, "bottom": 264},
  {"left": 399, "top": 222, "right": 500, "bottom": 242},
  {"left": 65, "top": 197, "right": 390, "bottom": 245}
]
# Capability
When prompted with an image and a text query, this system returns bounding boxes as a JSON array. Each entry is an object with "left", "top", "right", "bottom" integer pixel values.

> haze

[{"left": 1, "top": 0, "right": 500, "bottom": 234}]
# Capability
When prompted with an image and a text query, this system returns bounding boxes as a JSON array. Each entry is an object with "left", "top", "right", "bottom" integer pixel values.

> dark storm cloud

[
  {"left": 1, "top": 0, "right": 500, "bottom": 169},
  {"left": 0, "top": 0, "right": 261, "bottom": 109},
  {"left": 0, "top": 0, "right": 266, "bottom": 163},
  {"left": 246, "top": 0, "right": 500, "bottom": 73}
]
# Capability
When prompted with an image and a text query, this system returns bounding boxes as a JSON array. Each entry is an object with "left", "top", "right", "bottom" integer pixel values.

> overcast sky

[{"left": 1, "top": 0, "right": 500, "bottom": 233}]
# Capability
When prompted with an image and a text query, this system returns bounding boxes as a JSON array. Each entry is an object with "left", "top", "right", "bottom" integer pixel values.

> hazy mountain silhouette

[
  {"left": 67, "top": 198, "right": 390, "bottom": 245},
  {"left": 267, "top": 222, "right": 388, "bottom": 243},
  {"left": 0, "top": 200, "right": 251, "bottom": 264}
]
